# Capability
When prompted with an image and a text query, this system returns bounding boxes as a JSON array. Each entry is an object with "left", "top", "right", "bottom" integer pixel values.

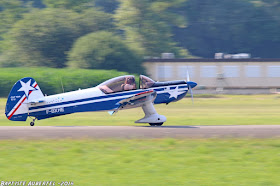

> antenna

[{"left": 60, "top": 77, "right": 65, "bottom": 93}]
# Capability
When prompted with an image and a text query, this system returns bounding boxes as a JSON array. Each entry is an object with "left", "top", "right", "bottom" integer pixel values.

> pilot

[
  {"left": 141, "top": 76, "right": 154, "bottom": 89},
  {"left": 122, "top": 77, "right": 136, "bottom": 91}
]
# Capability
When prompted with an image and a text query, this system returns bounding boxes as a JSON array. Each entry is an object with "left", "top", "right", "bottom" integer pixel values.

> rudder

[{"left": 5, "top": 77, "right": 44, "bottom": 121}]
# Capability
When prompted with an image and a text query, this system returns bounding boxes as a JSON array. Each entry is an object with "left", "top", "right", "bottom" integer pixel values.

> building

[{"left": 143, "top": 58, "right": 280, "bottom": 94}]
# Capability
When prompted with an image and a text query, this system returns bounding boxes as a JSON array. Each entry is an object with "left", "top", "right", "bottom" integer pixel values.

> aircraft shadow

[
  {"left": 136, "top": 125, "right": 198, "bottom": 129},
  {"left": 52, "top": 126, "right": 198, "bottom": 128}
]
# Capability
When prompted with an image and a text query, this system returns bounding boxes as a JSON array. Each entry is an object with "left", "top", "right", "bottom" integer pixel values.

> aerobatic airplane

[{"left": 5, "top": 75, "right": 197, "bottom": 126}]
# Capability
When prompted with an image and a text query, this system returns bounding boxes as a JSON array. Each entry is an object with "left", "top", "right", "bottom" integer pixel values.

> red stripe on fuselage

[
  {"left": 8, "top": 84, "right": 38, "bottom": 120},
  {"left": 136, "top": 90, "right": 153, "bottom": 96}
]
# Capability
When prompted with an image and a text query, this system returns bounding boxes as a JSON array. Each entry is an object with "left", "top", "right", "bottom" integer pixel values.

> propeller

[{"left": 186, "top": 70, "right": 195, "bottom": 104}]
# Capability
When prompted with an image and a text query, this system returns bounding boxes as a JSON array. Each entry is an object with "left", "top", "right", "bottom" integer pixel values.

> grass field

[
  {"left": 1, "top": 95, "right": 280, "bottom": 126},
  {"left": 0, "top": 138, "right": 279, "bottom": 185}
]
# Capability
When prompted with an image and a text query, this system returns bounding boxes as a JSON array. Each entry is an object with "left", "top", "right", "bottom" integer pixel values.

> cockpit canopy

[
  {"left": 98, "top": 75, "right": 136, "bottom": 94},
  {"left": 98, "top": 75, "right": 166, "bottom": 94},
  {"left": 139, "top": 75, "right": 155, "bottom": 89},
  {"left": 98, "top": 74, "right": 186, "bottom": 94}
]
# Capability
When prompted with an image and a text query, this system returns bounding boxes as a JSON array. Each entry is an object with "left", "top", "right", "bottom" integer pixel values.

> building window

[
  {"left": 246, "top": 66, "right": 261, "bottom": 77},
  {"left": 201, "top": 66, "right": 216, "bottom": 78},
  {"left": 178, "top": 66, "right": 195, "bottom": 79},
  {"left": 267, "top": 66, "right": 280, "bottom": 77},
  {"left": 223, "top": 66, "right": 239, "bottom": 77},
  {"left": 157, "top": 65, "right": 173, "bottom": 79}
]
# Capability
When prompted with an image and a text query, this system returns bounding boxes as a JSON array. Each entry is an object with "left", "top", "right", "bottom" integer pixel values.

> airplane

[{"left": 5, "top": 74, "right": 197, "bottom": 126}]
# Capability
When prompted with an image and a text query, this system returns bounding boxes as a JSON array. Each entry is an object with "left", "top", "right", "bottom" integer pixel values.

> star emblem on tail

[{"left": 17, "top": 79, "right": 37, "bottom": 99}]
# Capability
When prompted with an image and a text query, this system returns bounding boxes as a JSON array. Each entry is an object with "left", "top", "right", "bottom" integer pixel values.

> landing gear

[
  {"left": 149, "top": 122, "right": 163, "bottom": 126},
  {"left": 29, "top": 117, "right": 37, "bottom": 126},
  {"left": 135, "top": 102, "right": 167, "bottom": 125}
]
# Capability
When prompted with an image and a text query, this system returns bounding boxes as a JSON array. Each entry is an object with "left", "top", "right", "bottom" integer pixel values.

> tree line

[{"left": 0, "top": 0, "right": 279, "bottom": 73}]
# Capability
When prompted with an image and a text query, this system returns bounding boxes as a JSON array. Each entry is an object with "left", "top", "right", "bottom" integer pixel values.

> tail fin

[{"left": 5, "top": 77, "right": 44, "bottom": 121}]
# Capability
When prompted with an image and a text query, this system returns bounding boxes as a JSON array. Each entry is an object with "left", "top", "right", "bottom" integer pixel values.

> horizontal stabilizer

[{"left": 28, "top": 100, "right": 45, "bottom": 106}]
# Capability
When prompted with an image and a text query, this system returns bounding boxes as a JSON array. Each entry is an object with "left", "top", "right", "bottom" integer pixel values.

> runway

[{"left": 0, "top": 125, "right": 280, "bottom": 139}]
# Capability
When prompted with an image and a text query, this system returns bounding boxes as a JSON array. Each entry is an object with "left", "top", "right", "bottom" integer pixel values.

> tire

[{"left": 149, "top": 122, "right": 163, "bottom": 126}]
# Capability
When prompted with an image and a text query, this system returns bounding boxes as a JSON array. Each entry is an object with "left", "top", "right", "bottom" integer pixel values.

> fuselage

[{"left": 28, "top": 83, "right": 191, "bottom": 120}]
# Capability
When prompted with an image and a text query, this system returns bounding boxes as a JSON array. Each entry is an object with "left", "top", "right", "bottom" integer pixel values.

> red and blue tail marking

[{"left": 5, "top": 77, "right": 44, "bottom": 121}]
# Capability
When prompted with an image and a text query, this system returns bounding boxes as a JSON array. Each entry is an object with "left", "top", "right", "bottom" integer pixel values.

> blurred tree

[
  {"left": 254, "top": 0, "right": 280, "bottom": 17},
  {"left": 173, "top": 0, "right": 280, "bottom": 58},
  {"left": 20, "top": 0, "right": 45, "bottom": 8},
  {"left": 2, "top": 8, "right": 113, "bottom": 68},
  {"left": 78, "top": 8, "right": 115, "bottom": 35},
  {"left": 0, "top": 0, "right": 46, "bottom": 54},
  {"left": 3, "top": 9, "right": 80, "bottom": 68},
  {"left": 43, "top": 0, "right": 93, "bottom": 12},
  {"left": 259, "top": 0, "right": 280, "bottom": 8},
  {"left": 68, "top": 31, "right": 143, "bottom": 73},
  {"left": 43, "top": 0, "right": 119, "bottom": 13},
  {"left": 114, "top": 0, "right": 190, "bottom": 58},
  {"left": 94, "top": 0, "right": 119, "bottom": 13},
  {"left": 0, "top": 0, "right": 27, "bottom": 53}
]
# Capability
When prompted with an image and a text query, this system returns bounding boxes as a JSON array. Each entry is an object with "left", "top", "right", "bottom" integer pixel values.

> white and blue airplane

[{"left": 5, "top": 75, "right": 197, "bottom": 126}]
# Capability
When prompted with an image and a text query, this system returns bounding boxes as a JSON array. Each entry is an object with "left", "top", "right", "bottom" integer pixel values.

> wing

[{"left": 108, "top": 90, "right": 156, "bottom": 115}]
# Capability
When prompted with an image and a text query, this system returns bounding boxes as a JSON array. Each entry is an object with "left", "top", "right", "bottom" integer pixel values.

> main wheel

[
  {"left": 30, "top": 122, "right": 35, "bottom": 126},
  {"left": 149, "top": 122, "right": 163, "bottom": 126}
]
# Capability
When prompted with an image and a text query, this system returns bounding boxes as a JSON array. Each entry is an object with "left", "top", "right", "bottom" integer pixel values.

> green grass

[
  {"left": 1, "top": 95, "right": 280, "bottom": 126},
  {"left": 0, "top": 138, "right": 279, "bottom": 185}
]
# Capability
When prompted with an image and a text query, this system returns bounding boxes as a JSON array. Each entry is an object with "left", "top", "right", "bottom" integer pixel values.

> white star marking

[
  {"left": 167, "top": 86, "right": 186, "bottom": 99},
  {"left": 17, "top": 80, "right": 36, "bottom": 98}
]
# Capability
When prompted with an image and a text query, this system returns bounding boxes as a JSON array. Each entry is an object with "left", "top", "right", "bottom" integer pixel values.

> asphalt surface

[{"left": 0, "top": 125, "right": 280, "bottom": 139}]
